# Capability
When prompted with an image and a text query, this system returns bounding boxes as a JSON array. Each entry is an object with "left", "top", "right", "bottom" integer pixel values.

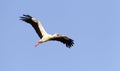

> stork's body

[
  {"left": 35, "top": 34, "right": 52, "bottom": 46},
  {"left": 20, "top": 14, "right": 74, "bottom": 48}
]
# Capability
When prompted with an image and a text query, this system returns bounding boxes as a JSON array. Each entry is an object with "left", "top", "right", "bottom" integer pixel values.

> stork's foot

[{"left": 35, "top": 42, "right": 41, "bottom": 47}]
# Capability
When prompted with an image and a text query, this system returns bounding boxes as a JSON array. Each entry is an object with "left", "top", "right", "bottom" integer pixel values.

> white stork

[{"left": 20, "top": 14, "right": 74, "bottom": 48}]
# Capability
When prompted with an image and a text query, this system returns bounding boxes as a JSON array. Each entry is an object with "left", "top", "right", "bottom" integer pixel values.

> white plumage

[{"left": 20, "top": 14, "right": 74, "bottom": 48}]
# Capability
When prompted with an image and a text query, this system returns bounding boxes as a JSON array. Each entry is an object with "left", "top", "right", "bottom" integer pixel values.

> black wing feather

[
  {"left": 51, "top": 36, "right": 74, "bottom": 48},
  {"left": 20, "top": 14, "right": 43, "bottom": 38}
]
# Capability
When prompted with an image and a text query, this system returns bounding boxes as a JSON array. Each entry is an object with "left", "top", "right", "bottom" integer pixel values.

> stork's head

[{"left": 53, "top": 33, "right": 62, "bottom": 37}]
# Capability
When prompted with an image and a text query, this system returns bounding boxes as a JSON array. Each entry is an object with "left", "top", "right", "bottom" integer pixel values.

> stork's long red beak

[{"left": 57, "top": 34, "right": 61, "bottom": 36}]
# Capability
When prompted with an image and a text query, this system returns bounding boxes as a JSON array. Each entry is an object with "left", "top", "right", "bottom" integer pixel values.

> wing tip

[
  {"left": 66, "top": 38, "right": 74, "bottom": 48},
  {"left": 20, "top": 14, "right": 32, "bottom": 19},
  {"left": 20, "top": 14, "right": 33, "bottom": 23}
]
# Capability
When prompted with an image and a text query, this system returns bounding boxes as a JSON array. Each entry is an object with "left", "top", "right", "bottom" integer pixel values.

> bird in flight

[{"left": 20, "top": 14, "right": 74, "bottom": 48}]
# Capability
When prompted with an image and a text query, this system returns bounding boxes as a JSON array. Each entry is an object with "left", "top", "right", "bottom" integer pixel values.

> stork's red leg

[{"left": 35, "top": 42, "right": 41, "bottom": 47}]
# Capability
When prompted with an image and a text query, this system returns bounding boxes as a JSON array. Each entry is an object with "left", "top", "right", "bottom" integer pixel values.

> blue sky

[{"left": 0, "top": 0, "right": 120, "bottom": 71}]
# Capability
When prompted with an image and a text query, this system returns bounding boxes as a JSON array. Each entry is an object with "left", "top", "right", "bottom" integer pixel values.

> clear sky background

[{"left": 0, "top": 0, "right": 120, "bottom": 71}]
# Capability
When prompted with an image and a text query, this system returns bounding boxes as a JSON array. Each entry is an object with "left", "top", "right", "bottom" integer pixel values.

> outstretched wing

[
  {"left": 51, "top": 36, "right": 74, "bottom": 48},
  {"left": 20, "top": 14, "right": 47, "bottom": 38}
]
